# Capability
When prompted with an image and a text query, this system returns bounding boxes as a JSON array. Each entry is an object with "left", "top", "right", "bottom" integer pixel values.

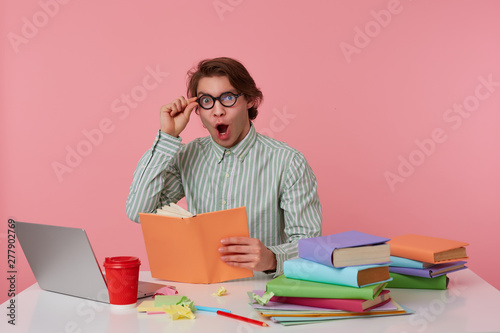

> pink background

[{"left": 1, "top": 0, "right": 499, "bottom": 303}]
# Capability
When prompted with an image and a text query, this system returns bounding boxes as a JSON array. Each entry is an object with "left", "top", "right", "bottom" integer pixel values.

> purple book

[
  {"left": 389, "top": 261, "right": 467, "bottom": 278},
  {"left": 298, "top": 231, "right": 391, "bottom": 268}
]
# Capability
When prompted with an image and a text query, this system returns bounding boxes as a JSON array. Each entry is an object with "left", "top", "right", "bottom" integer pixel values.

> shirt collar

[{"left": 210, "top": 123, "right": 257, "bottom": 164}]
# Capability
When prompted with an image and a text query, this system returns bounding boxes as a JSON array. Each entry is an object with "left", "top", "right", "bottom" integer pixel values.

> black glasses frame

[{"left": 196, "top": 92, "right": 242, "bottom": 110}]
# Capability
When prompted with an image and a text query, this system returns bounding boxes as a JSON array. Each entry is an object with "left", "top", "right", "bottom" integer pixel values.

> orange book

[
  {"left": 139, "top": 206, "right": 253, "bottom": 284},
  {"left": 388, "top": 234, "right": 469, "bottom": 264}
]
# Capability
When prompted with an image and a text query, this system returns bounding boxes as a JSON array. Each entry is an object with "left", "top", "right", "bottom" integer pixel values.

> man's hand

[
  {"left": 218, "top": 237, "right": 277, "bottom": 272},
  {"left": 160, "top": 96, "right": 198, "bottom": 137}
]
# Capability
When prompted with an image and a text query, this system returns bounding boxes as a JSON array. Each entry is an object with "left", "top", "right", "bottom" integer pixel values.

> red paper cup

[{"left": 103, "top": 256, "right": 141, "bottom": 309}]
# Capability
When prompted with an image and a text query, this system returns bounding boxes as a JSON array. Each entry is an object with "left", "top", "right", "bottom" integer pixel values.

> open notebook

[{"left": 140, "top": 206, "right": 253, "bottom": 284}]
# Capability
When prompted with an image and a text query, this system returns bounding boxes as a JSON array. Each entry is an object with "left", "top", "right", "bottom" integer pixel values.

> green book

[
  {"left": 266, "top": 275, "right": 387, "bottom": 300},
  {"left": 386, "top": 272, "right": 449, "bottom": 290}
]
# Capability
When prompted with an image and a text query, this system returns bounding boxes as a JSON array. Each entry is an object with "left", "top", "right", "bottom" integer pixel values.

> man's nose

[{"left": 212, "top": 101, "right": 226, "bottom": 116}]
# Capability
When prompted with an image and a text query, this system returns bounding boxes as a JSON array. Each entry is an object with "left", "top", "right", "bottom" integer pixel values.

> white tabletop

[{"left": 2, "top": 269, "right": 499, "bottom": 333}]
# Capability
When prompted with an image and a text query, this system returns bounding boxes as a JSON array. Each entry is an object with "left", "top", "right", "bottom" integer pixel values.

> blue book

[
  {"left": 389, "top": 261, "right": 467, "bottom": 278},
  {"left": 389, "top": 256, "right": 434, "bottom": 269},
  {"left": 284, "top": 258, "right": 392, "bottom": 288}
]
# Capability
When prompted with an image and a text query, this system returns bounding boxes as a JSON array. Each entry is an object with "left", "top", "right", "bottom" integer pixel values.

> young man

[{"left": 126, "top": 57, "right": 322, "bottom": 275}]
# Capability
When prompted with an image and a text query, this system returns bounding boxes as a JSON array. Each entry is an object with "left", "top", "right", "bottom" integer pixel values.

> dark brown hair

[{"left": 187, "top": 57, "right": 263, "bottom": 120}]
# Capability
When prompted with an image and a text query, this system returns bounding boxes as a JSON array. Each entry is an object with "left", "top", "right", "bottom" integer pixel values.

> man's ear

[{"left": 246, "top": 98, "right": 255, "bottom": 109}]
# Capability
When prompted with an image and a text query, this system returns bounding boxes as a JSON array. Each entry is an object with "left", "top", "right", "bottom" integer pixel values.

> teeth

[{"left": 217, "top": 124, "right": 228, "bottom": 134}]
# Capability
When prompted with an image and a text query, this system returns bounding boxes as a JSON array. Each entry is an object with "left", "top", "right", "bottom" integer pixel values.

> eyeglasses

[{"left": 196, "top": 92, "right": 242, "bottom": 110}]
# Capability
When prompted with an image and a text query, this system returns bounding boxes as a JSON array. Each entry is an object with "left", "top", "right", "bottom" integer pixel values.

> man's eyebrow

[{"left": 197, "top": 91, "right": 237, "bottom": 97}]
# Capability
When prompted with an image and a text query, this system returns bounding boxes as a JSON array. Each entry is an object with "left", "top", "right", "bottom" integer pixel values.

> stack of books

[
  {"left": 386, "top": 234, "right": 469, "bottom": 290},
  {"left": 253, "top": 231, "right": 414, "bottom": 325}
]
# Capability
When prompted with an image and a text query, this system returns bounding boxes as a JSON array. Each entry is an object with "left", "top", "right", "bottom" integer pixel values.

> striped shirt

[{"left": 126, "top": 124, "right": 322, "bottom": 276}]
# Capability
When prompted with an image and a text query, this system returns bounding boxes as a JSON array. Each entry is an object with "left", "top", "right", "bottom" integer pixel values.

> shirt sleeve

[
  {"left": 126, "top": 130, "right": 185, "bottom": 223},
  {"left": 267, "top": 152, "right": 323, "bottom": 276}
]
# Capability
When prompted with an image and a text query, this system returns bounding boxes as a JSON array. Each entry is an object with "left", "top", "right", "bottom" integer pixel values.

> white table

[{"left": 2, "top": 269, "right": 499, "bottom": 333}]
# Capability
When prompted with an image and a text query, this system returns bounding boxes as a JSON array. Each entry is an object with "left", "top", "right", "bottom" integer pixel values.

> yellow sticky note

[
  {"left": 213, "top": 286, "right": 227, "bottom": 296},
  {"left": 162, "top": 305, "right": 195, "bottom": 320},
  {"left": 137, "top": 300, "right": 163, "bottom": 312}
]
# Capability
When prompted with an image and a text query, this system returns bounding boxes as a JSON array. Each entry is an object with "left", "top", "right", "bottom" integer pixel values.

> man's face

[{"left": 197, "top": 76, "right": 253, "bottom": 149}]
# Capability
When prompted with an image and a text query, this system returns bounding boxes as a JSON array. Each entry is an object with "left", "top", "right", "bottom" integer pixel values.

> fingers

[
  {"left": 160, "top": 96, "right": 198, "bottom": 137},
  {"left": 219, "top": 244, "right": 259, "bottom": 254},
  {"left": 221, "top": 254, "right": 260, "bottom": 270},
  {"left": 162, "top": 96, "right": 198, "bottom": 117},
  {"left": 184, "top": 99, "right": 198, "bottom": 119},
  {"left": 220, "top": 253, "right": 259, "bottom": 263},
  {"left": 219, "top": 237, "right": 260, "bottom": 252},
  {"left": 219, "top": 237, "right": 277, "bottom": 272},
  {"left": 170, "top": 96, "right": 187, "bottom": 116},
  {"left": 220, "top": 237, "right": 254, "bottom": 245}
]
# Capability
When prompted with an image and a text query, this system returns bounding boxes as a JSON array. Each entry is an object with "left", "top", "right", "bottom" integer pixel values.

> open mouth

[{"left": 217, "top": 124, "right": 229, "bottom": 135}]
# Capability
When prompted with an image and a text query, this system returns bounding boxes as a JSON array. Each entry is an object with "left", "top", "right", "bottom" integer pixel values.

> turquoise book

[
  {"left": 284, "top": 258, "right": 392, "bottom": 288},
  {"left": 266, "top": 275, "right": 387, "bottom": 300},
  {"left": 389, "top": 256, "right": 434, "bottom": 269}
]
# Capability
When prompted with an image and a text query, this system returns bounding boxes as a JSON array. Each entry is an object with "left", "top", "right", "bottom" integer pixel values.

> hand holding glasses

[
  {"left": 196, "top": 92, "right": 242, "bottom": 110},
  {"left": 160, "top": 96, "right": 198, "bottom": 137}
]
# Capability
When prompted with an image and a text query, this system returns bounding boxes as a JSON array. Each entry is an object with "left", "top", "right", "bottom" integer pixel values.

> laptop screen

[{"left": 16, "top": 221, "right": 110, "bottom": 303}]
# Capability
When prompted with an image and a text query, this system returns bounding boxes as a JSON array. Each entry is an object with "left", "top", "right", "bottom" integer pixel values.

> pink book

[{"left": 253, "top": 290, "right": 391, "bottom": 312}]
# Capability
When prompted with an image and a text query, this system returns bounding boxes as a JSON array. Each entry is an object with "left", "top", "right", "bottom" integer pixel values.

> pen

[
  {"left": 216, "top": 310, "right": 269, "bottom": 327},
  {"left": 195, "top": 306, "right": 231, "bottom": 313}
]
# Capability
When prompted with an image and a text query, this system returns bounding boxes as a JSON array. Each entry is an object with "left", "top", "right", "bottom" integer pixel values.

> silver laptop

[{"left": 15, "top": 221, "right": 166, "bottom": 303}]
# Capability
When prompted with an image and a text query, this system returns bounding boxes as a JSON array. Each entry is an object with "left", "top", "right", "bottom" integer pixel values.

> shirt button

[
  {"left": 225, "top": 173, "right": 230, "bottom": 178},
  {"left": 226, "top": 150, "right": 231, "bottom": 155},
  {"left": 221, "top": 200, "right": 226, "bottom": 205}
]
